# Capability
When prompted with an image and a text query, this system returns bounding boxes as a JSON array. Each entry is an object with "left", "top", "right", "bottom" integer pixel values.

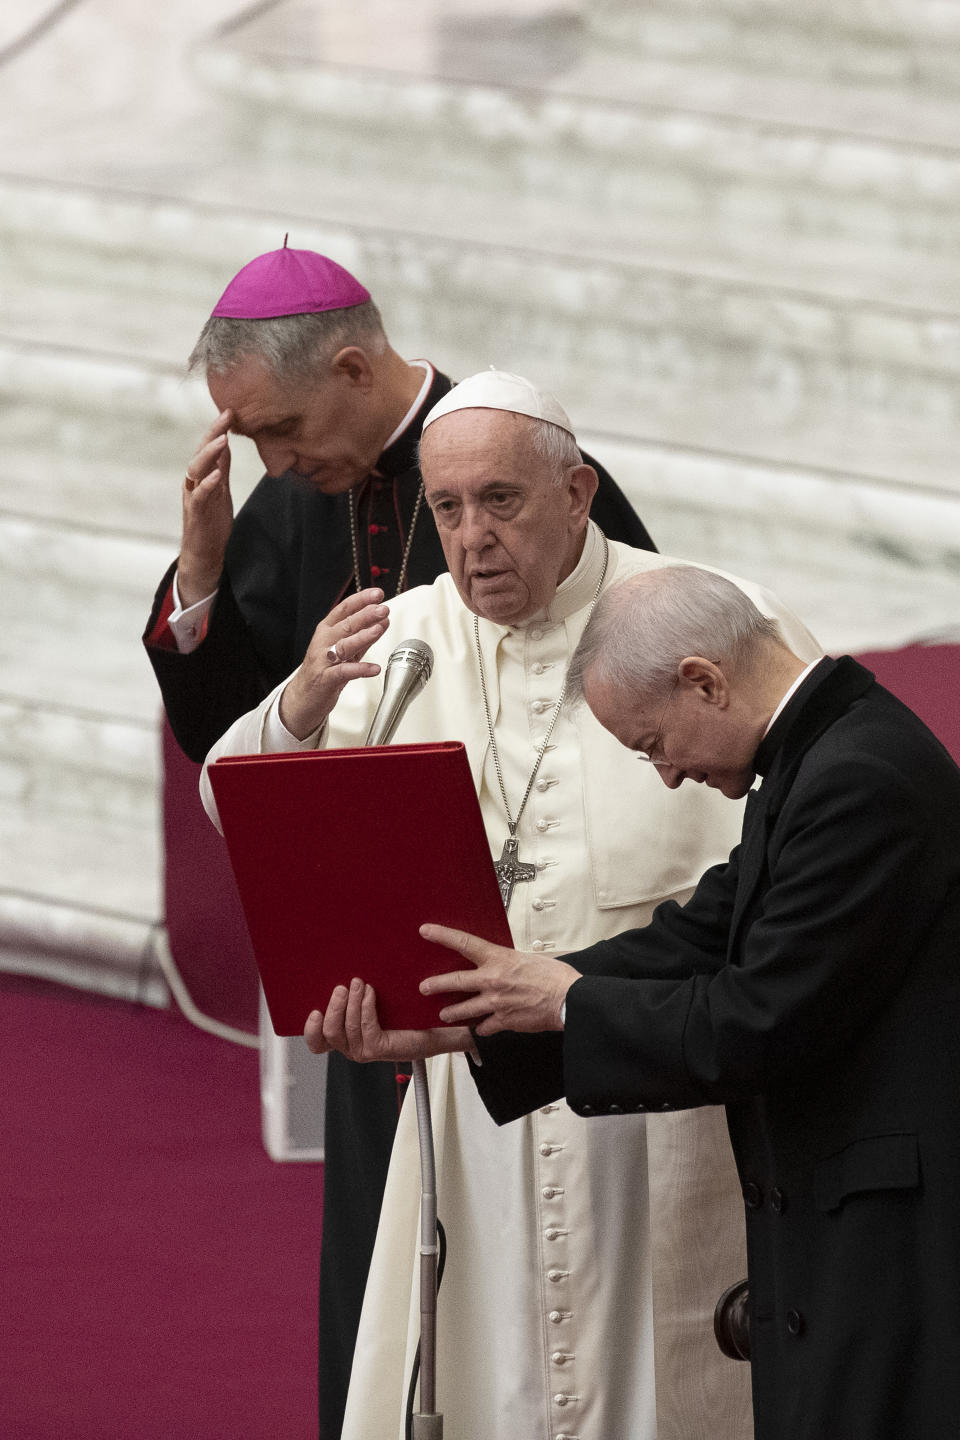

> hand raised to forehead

[
  {"left": 177, "top": 409, "right": 234, "bottom": 607},
  {"left": 278, "top": 588, "right": 389, "bottom": 740}
]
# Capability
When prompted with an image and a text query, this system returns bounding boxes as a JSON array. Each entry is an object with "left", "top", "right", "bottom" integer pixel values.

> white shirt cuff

[
  {"left": 167, "top": 571, "right": 217, "bottom": 655},
  {"left": 262, "top": 688, "right": 326, "bottom": 753}
]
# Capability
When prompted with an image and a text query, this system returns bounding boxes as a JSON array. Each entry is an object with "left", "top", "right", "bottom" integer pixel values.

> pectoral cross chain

[
  {"left": 495, "top": 833, "right": 537, "bottom": 913},
  {"left": 474, "top": 539, "right": 610, "bottom": 919}
]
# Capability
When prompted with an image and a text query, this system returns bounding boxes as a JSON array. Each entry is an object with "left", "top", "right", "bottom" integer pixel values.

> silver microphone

[{"left": 363, "top": 639, "right": 434, "bottom": 747}]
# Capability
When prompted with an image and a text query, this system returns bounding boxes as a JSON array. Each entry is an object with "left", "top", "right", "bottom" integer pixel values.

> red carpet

[{"left": 0, "top": 975, "right": 322, "bottom": 1440}]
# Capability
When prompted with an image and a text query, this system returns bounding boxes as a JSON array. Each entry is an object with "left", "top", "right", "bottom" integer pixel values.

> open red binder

[{"left": 208, "top": 741, "right": 513, "bottom": 1035}]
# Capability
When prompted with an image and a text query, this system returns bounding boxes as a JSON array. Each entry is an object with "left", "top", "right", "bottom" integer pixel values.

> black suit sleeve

[
  {"left": 562, "top": 755, "right": 942, "bottom": 1115},
  {"left": 474, "top": 748, "right": 952, "bottom": 1123},
  {"left": 469, "top": 852, "right": 739, "bottom": 1124},
  {"left": 142, "top": 561, "right": 274, "bottom": 764}
]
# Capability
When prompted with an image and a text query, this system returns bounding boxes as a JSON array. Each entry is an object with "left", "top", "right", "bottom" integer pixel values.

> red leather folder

[{"left": 208, "top": 741, "right": 513, "bottom": 1035}]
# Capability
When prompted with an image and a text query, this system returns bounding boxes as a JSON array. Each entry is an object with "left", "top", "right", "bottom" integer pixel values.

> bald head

[
  {"left": 569, "top": 566, "right": 786, "bottom": 707},
  {"left": 568, "top": 566, "right": 805, "bottom": 798}
]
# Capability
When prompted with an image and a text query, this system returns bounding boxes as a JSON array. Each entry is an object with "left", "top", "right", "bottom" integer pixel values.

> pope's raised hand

[
  {"left": 177, "top": 409, "right": 235, "bottom": 607},
  {"left": 304, "top": 979, "right": 471, "bottom": 1062},
  {"left": 278, "top": 589, "right": 390, "bottom": 739},
  {"left": 419, "top": 924, "right": 581, "bottom": 1036}
]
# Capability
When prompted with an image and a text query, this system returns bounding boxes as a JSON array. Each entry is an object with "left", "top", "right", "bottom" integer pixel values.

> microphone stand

[
  {"left": 411, "top": 1059, "right": 443, "bottom": 1438},
  {"left": 362, "top": 640, "right": 443, "bottom": 1435}
]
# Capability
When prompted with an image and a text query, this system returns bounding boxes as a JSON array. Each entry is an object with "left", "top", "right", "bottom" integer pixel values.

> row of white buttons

[
  {"left": 528, "top": 624, "right": 562, "bottom": 976},
  {"left": 536, "top": 1057, "right": 579, "bottom": 1427},
  {"left": 529, "top": 623, "right": 560, "bottom": 968},
  {"left": 525, "top": 647, "right": 586, "bottom": 1432},
  {"left": 524, "top": 616, "right": 578, "bottom": 1415}
]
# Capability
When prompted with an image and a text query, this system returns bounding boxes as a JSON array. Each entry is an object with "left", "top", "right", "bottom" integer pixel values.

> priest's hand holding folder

[{"left": 303, "top": 926, "right": 580, "bottom": 1060}]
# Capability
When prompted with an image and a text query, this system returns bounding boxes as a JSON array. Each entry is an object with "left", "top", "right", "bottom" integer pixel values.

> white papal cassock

[{"left": 202, "top": 523, "right": 820, "bottom": 1440}]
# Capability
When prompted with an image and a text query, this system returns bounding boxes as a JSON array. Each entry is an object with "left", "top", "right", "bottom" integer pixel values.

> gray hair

[
  {"left": 529, "top": 418, "right": 583, "bottom": 478},
  {"left": 567, "top": 565, "right": 783, "bottom": 707},
  {"left": 187, "top": 302, "right": 388, "bottom": 383}
]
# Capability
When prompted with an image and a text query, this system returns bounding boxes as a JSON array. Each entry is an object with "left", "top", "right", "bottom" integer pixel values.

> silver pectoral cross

[{"left": 494, "top": 833, "right": 536, "bottom": 913}]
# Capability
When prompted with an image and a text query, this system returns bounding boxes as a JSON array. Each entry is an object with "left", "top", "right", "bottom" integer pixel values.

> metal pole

[{"left": 411, "top": 1058, "right": 443, "bottom": 1439}]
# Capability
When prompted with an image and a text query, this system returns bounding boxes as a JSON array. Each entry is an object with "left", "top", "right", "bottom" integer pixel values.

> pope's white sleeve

[{"left": 198, "top": 675, "right": 298, "bottom": 831}]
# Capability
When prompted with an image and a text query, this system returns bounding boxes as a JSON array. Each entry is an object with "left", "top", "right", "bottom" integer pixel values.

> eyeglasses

[{"left": 635, "top": 676, "right": 679, "bottom": 769}]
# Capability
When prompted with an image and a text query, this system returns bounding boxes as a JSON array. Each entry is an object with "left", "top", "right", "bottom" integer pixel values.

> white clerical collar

[
  {"left": 381, "top": 360, "right": 434, "bottom": 451},
  {"left": 762, "top": 657, "right": 826, "bottom": 738},
  {"left": 521, "top": 519, "right": 607, "bottom": 628}
]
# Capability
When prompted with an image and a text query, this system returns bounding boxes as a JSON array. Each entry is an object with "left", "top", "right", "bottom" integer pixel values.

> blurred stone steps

[
  {"left": 0, "top": 335, "right": 260, "bottom": 534},
  {"left": 0, "top": 697, "right": 160, "bottom": 922},
  {"left": 590, "top": 0, "right": 960, "bottom": 95},
  {"left": 2, "top": 334, "right": 958, "bottom": 663},
  {"left": 192, "top": 0, "right": 960, "bottom": 270},
  {"left": 0, "top": 335, "right": 201, "bottom": 979},
  {"left": 0, "top": 504, "right": 175, "bottom": 723},
  {"left": 0, "top": 508, "right": 164, "bottom": 993},
  {"left": 5, "top": 176, "right": 960, "bottom": 496},
  {"left": 595, "top": 435, "right": 960, "bottom": 652}
]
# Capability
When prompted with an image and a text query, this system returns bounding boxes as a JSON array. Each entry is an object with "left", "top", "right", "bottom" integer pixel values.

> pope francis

[{"left": 201, "top": 371, "right": 819, "bottom": 1440}]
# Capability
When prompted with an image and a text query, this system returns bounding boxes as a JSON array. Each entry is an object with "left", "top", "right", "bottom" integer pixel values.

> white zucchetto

[{"left": 421, "top": 368, "right": 575, "bottom": 436}]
